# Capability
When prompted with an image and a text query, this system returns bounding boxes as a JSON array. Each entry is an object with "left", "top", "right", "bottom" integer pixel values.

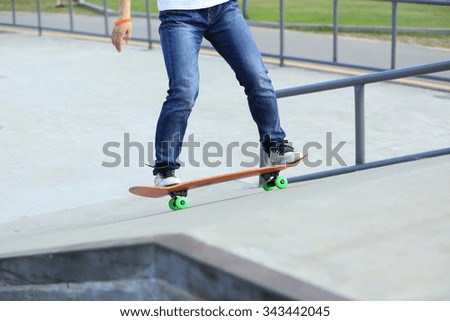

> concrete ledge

[{"left": 0, "top": 234, "right": 346, "bottom": 301}]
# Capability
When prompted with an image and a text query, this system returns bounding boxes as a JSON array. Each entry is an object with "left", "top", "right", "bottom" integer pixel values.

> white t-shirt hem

[{"left": 157, "top": 0, "right": 230, "bottom": 11}]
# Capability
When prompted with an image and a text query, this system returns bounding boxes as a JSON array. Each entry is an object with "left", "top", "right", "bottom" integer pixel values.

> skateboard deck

[{"left": 129, "top": 156, "right": 305, "bottom": 211}]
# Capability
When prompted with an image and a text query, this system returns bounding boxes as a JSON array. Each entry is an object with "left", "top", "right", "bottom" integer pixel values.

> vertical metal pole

[
  {"left": 103, "top": 0, "right": 109, "bottom": 36},
  {"left": 333, "top": 0, "right": 338, "bottom": 63},
  {"left": 37, "top": 0, "right": 42, "bottom": 36},
  {"left": 354, "top": 85, "right": 366, "bottom": 165},
  {"left": 68, "top": 0, "right": 74, "bottom": 32},
  {"left": 243, "top": 0, "right": 249, "bottom": 19},
  {"left": 279, "top": 0, "right": 285, "bottom": 66},
  {"left": 146, "top": 0, "right": 153, "bottom": 49},
  {"left": 259, "top": 145, "right": 269, "bottom": 186},
  {"left": 391, "top": 0, "right": 397, "bottom": 69},
  {"left": 12, "top": 0, "right": 16, "bottom": 25}
]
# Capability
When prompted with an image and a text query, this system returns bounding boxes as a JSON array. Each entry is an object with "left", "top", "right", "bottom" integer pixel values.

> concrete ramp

[
  {"left": 0, "top": 31, "right": 449, "bottom": 300},
  {"left": 0, "top": 155, "right": 449, "bottom": 300}
]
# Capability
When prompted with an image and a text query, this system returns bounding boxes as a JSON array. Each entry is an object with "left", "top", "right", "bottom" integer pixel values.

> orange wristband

[{"left": 114, "top": 18, "right": 132, "bottom": 26}]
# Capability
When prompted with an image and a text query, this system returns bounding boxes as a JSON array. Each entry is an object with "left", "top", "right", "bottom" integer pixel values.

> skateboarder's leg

[
  {"left": 204, "top": 0, "right": 285, "bottom": 145},
  {"left": 205, "top": 1, "right": 301, "bottom": 164},
  {"left": 154, "top": 10, "right": 205, "bottom": 174}
]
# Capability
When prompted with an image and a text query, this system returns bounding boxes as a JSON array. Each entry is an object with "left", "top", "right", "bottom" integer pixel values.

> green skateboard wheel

[
  {"left": 275, "top": 176, "right": 288, "bottom": 189},
  {"left": 175, "top": 196, "right": 189, "bottom": 210},
  {"left": 169, "top": 198, "right": 179, "bottom": 211},
  {"left": 263, "top": 180, "right": 275, "bottom": 191}
]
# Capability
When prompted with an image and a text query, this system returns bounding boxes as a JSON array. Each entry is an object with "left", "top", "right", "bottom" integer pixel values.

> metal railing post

[
  {"left": 259, "top": 145, "right": 269, "bottom": 186},
  {"left": 354, "top": 85, "right": 366, "bottom": 165},
  {"left": 12, "top": 0, "right": 16, "bottom": 25},
  {"left": 279, "top": 0, "right": 285, "bottom": 66},
  {"left": 391, "top": 0, "right": 398, "bottom": 69},
  {"left": 145, "top": 0, "right": 152, "bottom": 49},
  {"left": 243, "top": 0, "right": 249, "bottom": 19},
  {"left": 103, "top": 0, "right": 109, "bottom": 36},
  {"left": 69, "top": 0, "right": 74, "bottom": 32},
  {"left": 37, "top": 0, "right": 42, "bottom": 36},
  {"left": 333, "top": 0, "right": 338, "bottom": 63}
]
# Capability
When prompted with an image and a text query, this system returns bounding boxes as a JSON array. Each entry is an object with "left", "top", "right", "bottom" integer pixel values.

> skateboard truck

[
  {"left": 168, "top": 190, "right": 189, "bottom": 211},
  {"left": 260, "top": 171, "right": 288, "bottom": 192},
  {"left": 167, "top": 172, "right": 288, "bottom": 211}
]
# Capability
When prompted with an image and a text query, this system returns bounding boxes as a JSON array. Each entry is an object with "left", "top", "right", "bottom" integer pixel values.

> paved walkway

[{"left": 0, "top": 26, "right": 449, "bottom": 300}]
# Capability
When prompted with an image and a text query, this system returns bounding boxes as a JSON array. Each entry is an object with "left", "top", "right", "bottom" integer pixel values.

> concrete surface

[{"left": 0, "top": 29, "right": 450, "bottom": 300}]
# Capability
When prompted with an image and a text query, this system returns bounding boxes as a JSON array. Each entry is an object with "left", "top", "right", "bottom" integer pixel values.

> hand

[{"left": 111, "top": 21, "right": 132, "bottom": 53}]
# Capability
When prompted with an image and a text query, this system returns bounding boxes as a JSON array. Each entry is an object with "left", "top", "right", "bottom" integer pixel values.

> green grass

[
  {"left": 90, "top": 0, "right": 450, "bottom": 28},
  {"left": 3, "top": 0, "right": 449, "bottom": 28},
  {"left": 72, "top": 0, "right": 450, "bottom": 29},
  {"left": 239, "top": 0, "right": 450, "bottom": 29}
]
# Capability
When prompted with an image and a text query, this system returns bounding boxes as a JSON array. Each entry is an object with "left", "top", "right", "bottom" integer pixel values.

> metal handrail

[
  {"left": 276, "top": 60, "right": 450, "bottom": 98},
  {"left": 274, "top": 60, "right": 450, "bottom": 183}
]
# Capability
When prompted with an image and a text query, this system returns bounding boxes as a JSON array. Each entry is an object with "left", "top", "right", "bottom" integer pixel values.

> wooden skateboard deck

[{"left": 129, "top": 156, "right": 305, "bottom": 211}]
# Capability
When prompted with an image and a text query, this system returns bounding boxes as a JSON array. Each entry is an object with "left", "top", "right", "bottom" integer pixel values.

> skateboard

[{"left": 129, "top": 156, "right": 305, "bottom": 211}]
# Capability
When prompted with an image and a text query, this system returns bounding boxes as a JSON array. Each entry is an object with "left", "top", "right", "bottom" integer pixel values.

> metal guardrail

[
  {"left": 390, "top": 0, "right": 450, "bottom": 70},
  {"left": 276, "top": 0, "right": 450, "bottom": 83},
  {"left": 274, "top": 60, "right": 450, "bottom": 183}
]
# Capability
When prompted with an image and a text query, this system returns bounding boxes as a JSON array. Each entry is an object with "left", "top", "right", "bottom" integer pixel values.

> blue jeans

[{"left": 154, "top": 0, "right": 286, "bottom": 171}]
